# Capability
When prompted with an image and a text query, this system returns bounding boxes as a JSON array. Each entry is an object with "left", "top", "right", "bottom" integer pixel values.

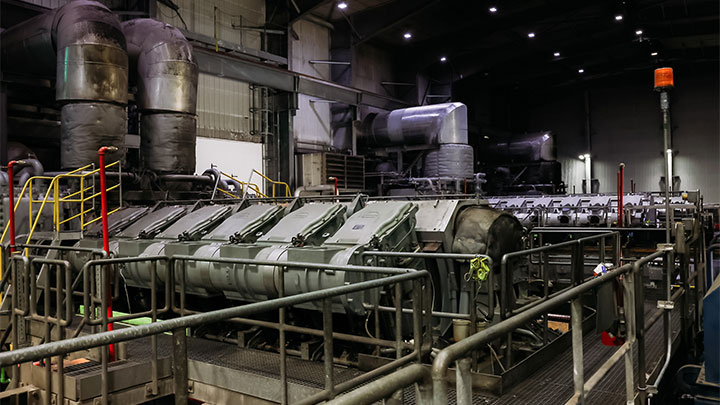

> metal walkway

[{"left": 25, "top": 299, "right": 682, "bottom": 404}]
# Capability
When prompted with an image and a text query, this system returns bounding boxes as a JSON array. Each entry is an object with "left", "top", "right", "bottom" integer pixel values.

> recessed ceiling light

[
  {"left": 651, "top": 51, "right": 658, "bottom": 56},
  {"left": 635, "top": 29, "right": 643, "bottom": 35},
  {"left": 337, "top": 1, "right": 348, "bottom": 9},
  {"left": 488, "top": 6, "right": 497, "bottom": 13},
  {"left": 440, "top": 56, "right": 447, "bottom": 62},
  {"left": 403, "top": 32, "right": 412, "bottom": 39},
  {"left": 528, "top": 32, "right": 536, "bottom": 38},
  {"left": 578, "top": 68, "right": 585, "bottom": 73},
  {"left": 553, "top": 52, "right": 561, "bottom": 57},
  {"left": 614, "top": 14, "right": 623, "bottom": 21}
]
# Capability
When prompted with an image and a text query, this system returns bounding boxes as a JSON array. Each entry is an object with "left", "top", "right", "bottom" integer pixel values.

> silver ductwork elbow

[
  {"left": 362, "top": 102, "right": 468, "bottom": 147},
  {"left": 361, "top": 102, "right": 473, "bottom": 179},
  {"left": 123, "top": 19, "right": 198, "bottom": 174},
  {"left": 1, "top": 1, "right": 128, "bottom": 169}
]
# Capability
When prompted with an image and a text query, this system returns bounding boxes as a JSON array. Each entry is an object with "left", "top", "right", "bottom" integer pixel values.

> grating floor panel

[
  {"left": 468, "top": 301, "right": 683, "bottom": 405},
  {"left": 110, "top": 299, "right": 683, "bottom": 405}
]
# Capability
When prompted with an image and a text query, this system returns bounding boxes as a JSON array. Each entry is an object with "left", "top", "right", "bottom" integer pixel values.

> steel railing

[
  {"left": 332, "top": 226, "right": 701, "bottom": 405},
  {"left": 0, "top": 252, "right": 433, "bottom": 405}
]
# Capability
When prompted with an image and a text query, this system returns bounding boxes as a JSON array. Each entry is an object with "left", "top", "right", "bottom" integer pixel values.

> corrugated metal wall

[
  {"left": 196, "top": 73, "right": 255, "bottom": 142},
  {"left": 157, "top": 0, "right": 264, "bottom": 50}
]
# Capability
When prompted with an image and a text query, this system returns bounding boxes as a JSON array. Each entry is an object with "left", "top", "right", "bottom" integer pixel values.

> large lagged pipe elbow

[
  {"left": 1, "top": 1, "right": 128, "bottom": 169},
  {"left": 123, "top": 19, "right": 199, "bottom": 174}
]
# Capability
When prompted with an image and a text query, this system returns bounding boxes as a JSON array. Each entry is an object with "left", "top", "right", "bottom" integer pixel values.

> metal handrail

[
  {"left": 252, "top": 169, "right": 291, "bottom": 197},
  {"left": 219, "top": 170, "right": 266, "bottom": 197},
  {"left": 1, "top": 249, "right": 432, "bottom": 405},
  {"left": 0, "top": 268, "right": 430, "bottom": 387}
]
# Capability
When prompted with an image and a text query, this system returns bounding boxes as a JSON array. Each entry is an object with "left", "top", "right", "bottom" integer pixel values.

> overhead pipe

[
  {"left": 0, "top": 1, "right": 128, "bottom": 169},
  {"left": 122, "top": 19, "right": 199, "bottom": 174}
]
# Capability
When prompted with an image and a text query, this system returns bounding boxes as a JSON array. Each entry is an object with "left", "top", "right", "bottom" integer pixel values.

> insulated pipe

[
  {"left": 6, "top": 160, "right": 28, "bottom": 254},
  {"left": 0, "top": 1, "right": 128, "bottom": 168},
  {"left": 361, "top": 102, "right": 468, "bottom": 147},
  {"left": 16, "top": 158, "right": 44, "bottom": 190},
  {"left": 202, "top": 168, "right": 229, "bottom": 191},
  {"left": 122, "top": 19, "right": 198, "bottom": 174},
  {"left": 98, "top": 146, "right": 117, "bottom": 361}
]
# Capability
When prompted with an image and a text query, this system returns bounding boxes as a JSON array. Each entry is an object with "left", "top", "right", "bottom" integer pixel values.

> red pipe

[
  {"left": 617, "top": 163, "right": 625, "bottom": 228},
  {"left": 6, "top": 160, "right": 26, "bottom": 254},
  {"left": 98, "top": 146, "right": 117, "bottom": 361}
]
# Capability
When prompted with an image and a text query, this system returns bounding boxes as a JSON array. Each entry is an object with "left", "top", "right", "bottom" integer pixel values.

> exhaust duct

[
  {"left": 0, "top": 0, "right": 128, "bottom": 168},
  {"left": 122, "top": 19, "right": 198, "bottom": 174},
  {"left": 361, "top": 102, "right": 468, "bottom": 147}
]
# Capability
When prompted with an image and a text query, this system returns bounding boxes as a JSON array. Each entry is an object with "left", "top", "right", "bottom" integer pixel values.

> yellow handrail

[
  {"left": 252, "top": 170, "right": 291, "bottom": 197},
  {"left": 219, "top": 171, "right": 267, "bottom": 198}
]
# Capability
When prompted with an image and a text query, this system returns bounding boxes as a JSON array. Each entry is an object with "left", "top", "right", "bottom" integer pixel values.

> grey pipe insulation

[
  {"left": 1, "top": 1, "right": 128, "bottom": 169},
  {"left": 122, "top": 19, "right": 199, "bottom": 174},
  {"left": 1, "top": 5, "right": 199, "bottom": 176},
  {"left": 16, "top": 158, "right": 44, "bottom": 188}
]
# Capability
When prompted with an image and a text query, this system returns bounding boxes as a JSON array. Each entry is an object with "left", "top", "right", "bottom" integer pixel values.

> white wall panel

[{"left": 195, "top": 137, "right": 263, "bottom": 188}]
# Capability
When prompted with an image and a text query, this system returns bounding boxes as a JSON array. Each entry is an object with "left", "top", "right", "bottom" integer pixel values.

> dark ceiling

[{"left": 307, "top": 0, "right": 719, "bottom": 88}]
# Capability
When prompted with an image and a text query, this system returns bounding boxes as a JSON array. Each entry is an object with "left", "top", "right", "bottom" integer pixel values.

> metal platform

[
  {"left": 469, "top": 302, "right": 683, "bottom": 405},
  {"left": 10, "top": 300, "right": 685, "bottom": 405}
]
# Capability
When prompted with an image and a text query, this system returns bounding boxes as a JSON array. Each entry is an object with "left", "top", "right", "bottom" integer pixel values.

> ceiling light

[
  {"left": 553, "top": 52, "right": 560, "bottom": 57},
  {"left": 651, "top": 51, "right": 658, "bottom": 56},
  {"left": 440, "top": 56, "right": 447, "bottom": 62},
  {"left": 635, "top": 29, "right": 643, "bottom": 35},
  {"left": 578, "top": 154, "right": 586, "bottom": 160},
  {"left": 527, "top": 32, "right": 535, "bottom": 38},
  {"left": 614, "top": 14, "right": 623, "bottom": 21},
  {"left": 403, "top": 32, "right": 412, "bottom": 39},
  {"left": 488, "top": 6, "right": 497, "bottom": 13},
  {"left": 337, "top": 1, "right": 348, "bottom": 9},
  {"left": 578, "top": 68, "right": 584, "bottom": 73}
]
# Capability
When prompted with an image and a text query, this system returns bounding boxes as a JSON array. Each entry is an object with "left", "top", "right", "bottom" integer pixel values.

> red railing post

[
  {"left": 617, "top": 163, "right": 625, "bottom": 228},
  {"left": 98, "top": 146, "right": 117, "bottom": 360},
  {"left": 328, "top": 176, "right": 339, "bottom": 196}
]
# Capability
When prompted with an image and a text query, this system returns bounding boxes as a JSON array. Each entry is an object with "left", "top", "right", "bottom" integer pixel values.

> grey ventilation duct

[
  {"left": 0, "top": 0, "right": 128, "bottom": 168},
  {"left": 361, "top": 102, "right": 468, "bottom": 147},
  {"left": 361, "top": 102, "right": 474, "bottom": 179},
  {"left": 122, "top": 19, "right": 199, "bottom": 174}
]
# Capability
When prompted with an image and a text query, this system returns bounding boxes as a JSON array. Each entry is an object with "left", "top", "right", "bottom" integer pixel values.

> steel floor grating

[
  {"left": 467, "top": 301, "right": 683, "bottom": 405},
  {"left": 108, "top": 299, "right": 683, "bottom": 404}
]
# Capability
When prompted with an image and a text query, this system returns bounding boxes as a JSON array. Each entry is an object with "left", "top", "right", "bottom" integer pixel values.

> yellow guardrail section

[
  {"left": 0, "top": 161, "right": 122, "bottom": 285},
  {"left": 251, "top": 169, "right": 291, "bottom": 198},
  {"left": 219, "top": 171, "right": 268, "bottom": 198}
]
